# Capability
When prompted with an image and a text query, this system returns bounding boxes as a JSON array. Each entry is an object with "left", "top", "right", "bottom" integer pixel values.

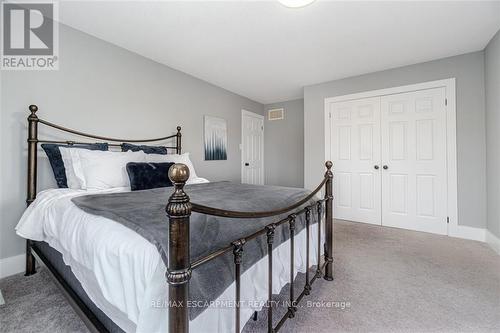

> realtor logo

[{"left": 1, "top": 1, "right": 59, "bottom": 70}]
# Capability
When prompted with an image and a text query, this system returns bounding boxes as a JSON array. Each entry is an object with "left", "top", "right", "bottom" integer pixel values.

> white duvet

[{"left": 16, "top": 182, "right": 321, "bottom": 333}]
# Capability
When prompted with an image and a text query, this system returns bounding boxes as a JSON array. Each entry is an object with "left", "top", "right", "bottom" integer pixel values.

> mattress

[{"left": 16, "top": 186, "right": 321, "bottom": 333}]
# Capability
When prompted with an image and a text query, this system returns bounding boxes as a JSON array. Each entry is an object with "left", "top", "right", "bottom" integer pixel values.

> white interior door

[
  {"left": 241, "top": 110, "right": 264, "bottom": 185},
  {"left": 381, "top": 88, "right": 448, "bottom": 234},
  {"left": 330, "top": 97, "right": 382, "bottom": 225}
]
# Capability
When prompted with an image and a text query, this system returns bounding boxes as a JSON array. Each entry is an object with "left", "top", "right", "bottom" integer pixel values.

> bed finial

[
  {"left": 176, "top": 126, "right": 182, "bottom": 154},
  {"left": 168, "top": 163, "right": 189, "bottom": 184},
  {"left": 325, "top": 160, "right": 333, "bottom": 171},
  {"left": 29, "top": 104, "right": 38, "bottom": 114}
]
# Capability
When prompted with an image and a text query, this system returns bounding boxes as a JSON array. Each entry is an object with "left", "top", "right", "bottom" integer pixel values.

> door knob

[
  {"left": 374, "top": 165, "right": 379, "bottom": 170},
  {"left": 383, "top": 165, "right": 388, "bottom": 170},
  {"left": 245, "top": 163, "right": 249, "bottom": 166}
]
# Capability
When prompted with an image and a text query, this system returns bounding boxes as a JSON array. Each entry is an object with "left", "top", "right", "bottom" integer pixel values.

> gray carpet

[
  {"left": 1, "top": 220, "right": 499, "bottom": 332},
  {"left": 0, "top": 267, "right": 88, "bottom": 333}
]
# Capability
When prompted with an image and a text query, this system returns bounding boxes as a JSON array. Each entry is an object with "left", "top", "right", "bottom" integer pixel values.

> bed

[{"left": 18, "top": 105, "right": 334, "bottom": 333}]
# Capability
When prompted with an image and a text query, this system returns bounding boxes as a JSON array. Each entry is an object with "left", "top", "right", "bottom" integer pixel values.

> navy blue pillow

[
  {"left": 121, "top": 143, "right": 168, "bottom": 155},
  {"left": 41, "top": 143, "right": 108, "bottom": 188},
  {"left": 126, "top": 162, "right": 175, "bottom": 191}
]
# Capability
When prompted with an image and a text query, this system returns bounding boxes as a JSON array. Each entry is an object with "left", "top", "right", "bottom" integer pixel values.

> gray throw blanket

[{"left": 72, "top": 181, "right": 319, "bottom": 319}]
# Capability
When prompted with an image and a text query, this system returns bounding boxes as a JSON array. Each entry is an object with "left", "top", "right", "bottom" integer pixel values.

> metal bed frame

[{"left": 24, "top": 104, "right": 334, "bottom": 333}]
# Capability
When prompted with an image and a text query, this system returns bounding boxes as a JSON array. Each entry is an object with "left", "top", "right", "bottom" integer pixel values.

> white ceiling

[{"left": 58, "top": 1, "right": 500, "bottom": 104}]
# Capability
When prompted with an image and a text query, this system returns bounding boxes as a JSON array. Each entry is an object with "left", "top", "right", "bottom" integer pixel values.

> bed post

[
  {"left": 25, "top": 104, "right": 39, "bottom": 276},
  {"left": 166, "top": 163, "right": 191, "bottom": 333},
  {"left": 324, "top": 161, "right": 334, "bottom": 281},
  {"left": 176, "top": 126, "right": 182, "bottom": 154}
]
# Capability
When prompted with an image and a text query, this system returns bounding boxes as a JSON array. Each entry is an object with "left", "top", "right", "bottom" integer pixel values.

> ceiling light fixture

[{"left": 278, "top": 0, "right": 316, "bottom": 9}]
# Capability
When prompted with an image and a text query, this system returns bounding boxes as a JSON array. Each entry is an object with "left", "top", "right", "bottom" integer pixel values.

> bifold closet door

[
  {"left": 380, "top": 88, "right": 448, "bottom": 234},
  {"left": 330, "top": 97, "right": 382, "bottom": 225}
]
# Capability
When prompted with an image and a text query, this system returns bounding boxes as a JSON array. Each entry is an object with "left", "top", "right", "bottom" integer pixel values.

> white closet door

[
  {"left": 330, "top": 97, "right": 381, "bottom": 225},
  {"left": 381, "top": 88, "right": 447, "bottom": 234},
  {"left": 241, "top": 111, "right": 264, "bottom": 185}
]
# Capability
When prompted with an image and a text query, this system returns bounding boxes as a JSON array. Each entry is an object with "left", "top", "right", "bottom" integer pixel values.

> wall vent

[{"left": 268, "top": 108, "right": 284, "bottom": 121}]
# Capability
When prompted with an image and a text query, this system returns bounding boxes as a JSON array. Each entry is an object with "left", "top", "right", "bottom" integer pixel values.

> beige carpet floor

[{"left": 1, "top": 220, "right": 499, "bottom": 332}]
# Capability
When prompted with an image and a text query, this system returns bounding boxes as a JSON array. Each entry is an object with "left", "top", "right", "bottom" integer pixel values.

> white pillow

[
  {"left": 145, "top": 152, "right": 198, "bottom": 181},
  {"left": 63, "top": 149, "right": 147, "bottom": 190},
  {"left": 59, "top": 147, "right": 83, "bottom": 189}
]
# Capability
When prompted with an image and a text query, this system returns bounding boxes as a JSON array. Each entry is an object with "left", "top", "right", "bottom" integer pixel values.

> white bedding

[{"left": 16, "top": 182, "right": 321, "bottom": 333}]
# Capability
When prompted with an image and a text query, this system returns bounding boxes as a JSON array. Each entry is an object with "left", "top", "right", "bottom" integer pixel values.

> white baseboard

[
  {"left": 448, "top": 225, "right": 486, "bottom": 242},
  {"left": 439, "top": 225, "right": 500, "bottom": 255},
  {"left": 486, "top": 230, "right": 500, "bottom": 255},
  {"left": 0, "top": 254, "right": 25, "bottom": 279}
]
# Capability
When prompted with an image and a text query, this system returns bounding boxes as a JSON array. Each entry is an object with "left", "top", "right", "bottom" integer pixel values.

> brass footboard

[{"left": 166, "top": 162, "right": 334, "bottom": 333}]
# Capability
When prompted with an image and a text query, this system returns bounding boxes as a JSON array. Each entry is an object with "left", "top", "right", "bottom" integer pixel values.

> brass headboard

[{"left": 25, "top": 104, "right": 182, "bottom": 205}]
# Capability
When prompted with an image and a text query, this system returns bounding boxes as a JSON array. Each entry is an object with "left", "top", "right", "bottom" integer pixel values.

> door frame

[
  {"left": 241, "top": 109, "right": 265, "bottom": 184},
  {"left": 324, "top": 78, "right": 458, "bottom": 236}
]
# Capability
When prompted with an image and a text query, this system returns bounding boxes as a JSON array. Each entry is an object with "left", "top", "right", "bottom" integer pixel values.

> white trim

[
  {"left": 0, "top": 254, "right": 25, "bottom": 279},
  {"left": 242, "top": 109, "right": 264, "bottom": 120},
  {"left": 444, "top": 79, "right": 459, "bottom": 239},
  {"left": 324, "top": 79, "right": 456, "bottom": 104},
  {"left": 324, "top": 78, "right": 459, "bottom": 237},
  {"left": 486, "top": 230, "right": 500, "bottom": 255},
  {"left": 448, "top": 225, "right": 486, "bottom": 242},
  {"left": 241, "top": 109, "right": 265, "bottom": 184}
]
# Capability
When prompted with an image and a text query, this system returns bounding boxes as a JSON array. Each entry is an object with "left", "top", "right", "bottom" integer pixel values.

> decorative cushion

[
  {"left": 41, "top": 143, "right": 108, "bottom": 188},
  {"left": 121, "top": 143, "right": 168, "bottom": 155},
  {"left": 126, "top": 162, "right": 175, "bottom": 191}
]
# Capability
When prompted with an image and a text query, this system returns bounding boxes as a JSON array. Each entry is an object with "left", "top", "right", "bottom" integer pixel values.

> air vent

[{"left": 268, "top": 108, "right": 284, "bottom": 121}]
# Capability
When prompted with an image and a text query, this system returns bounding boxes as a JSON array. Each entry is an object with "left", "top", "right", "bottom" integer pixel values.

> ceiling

[{"left": 58, "top": 1, "right": 500, "bottom": 104}]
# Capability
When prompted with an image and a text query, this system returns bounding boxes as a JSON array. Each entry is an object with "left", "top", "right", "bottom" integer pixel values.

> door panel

[
  {"left": 381, "top": 88, "right": 447, "bottom": 234},
  {"left": 330, "top": 97, "right": 381, "bottom": 225},
  {"left": 359, "top": 173, "right": 375, "bottom": 209},
  {"left": 389, "top": 174, "right": 408, "bottom": 214},
  {"left": 337, "top": 172, "right": 352, "bottom": 208}
]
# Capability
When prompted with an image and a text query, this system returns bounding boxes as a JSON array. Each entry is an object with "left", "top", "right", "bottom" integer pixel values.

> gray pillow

[{"left": 121, "top": 143, "right": 168, "bottom": 155}]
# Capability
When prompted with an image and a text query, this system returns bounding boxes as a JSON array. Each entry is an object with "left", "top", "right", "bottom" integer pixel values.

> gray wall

[
  {"left": 0, "top": 24, "right": 263, "bottom": 260},
  {"left": 304, "top": 52, "right": 487, "bottom": 229},
  {"left": 264, "top": 99, "right": 304, "bottom": 188},
  {"left": 485, "top": 31, "right": 500, "bottom": 238}
]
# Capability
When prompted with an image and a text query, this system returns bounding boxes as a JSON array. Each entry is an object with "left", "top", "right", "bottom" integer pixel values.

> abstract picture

[{"left": 204, "top": 115, "right": 227, "bottom": 160}]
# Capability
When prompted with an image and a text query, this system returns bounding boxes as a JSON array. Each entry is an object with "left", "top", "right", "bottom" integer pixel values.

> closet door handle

[
  {"left": 383, "top": 165, "right": 388, "bottom": 170},
  {"left": 374, "top": 165, "right": 379, "bottom": 170}
]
